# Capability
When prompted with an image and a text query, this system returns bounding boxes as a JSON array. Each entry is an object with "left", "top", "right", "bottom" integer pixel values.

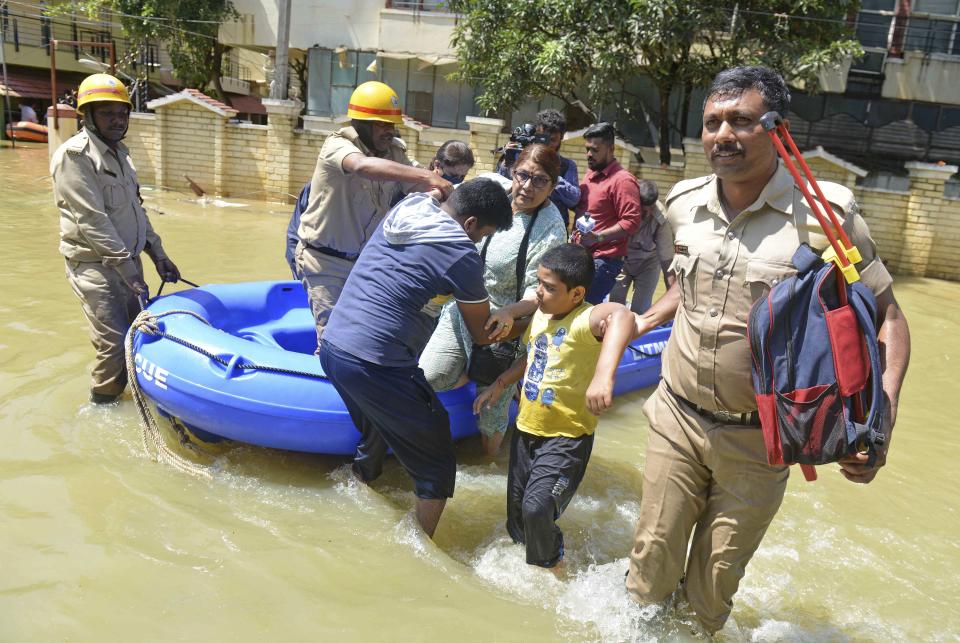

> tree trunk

[
  {"left": 210, "top": 42, "right": 229, "bottom": 105},
  {"left": 658, "top": 80, "right": 673, "bottom": 165},
  {"left": 680, "top": 81, "right": 693, "bottom": 150}
]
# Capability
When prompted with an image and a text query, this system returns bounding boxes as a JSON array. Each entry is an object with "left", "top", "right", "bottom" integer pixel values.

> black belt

[
  {"left": 304, "top": 242, "right": 359, "bottom": 262},
  {"left": 675, "top": 393, "right": 760, "bottom": 426}
]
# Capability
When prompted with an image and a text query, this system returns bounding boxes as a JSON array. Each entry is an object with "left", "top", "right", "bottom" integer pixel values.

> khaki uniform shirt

[
  {"left": 662, "top": 162, "right": 893, "bottom": 413},
  {"left": 51, "top": 128, "right": 166, "bottom": 282},
  {"left": 297, "top": 126, "right": 413, "bottom": 256},
  {"left": 624, "top": 201, "right": 674, "bottom": 273}
]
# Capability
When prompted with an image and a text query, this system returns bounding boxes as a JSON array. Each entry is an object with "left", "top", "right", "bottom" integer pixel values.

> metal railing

[
  {"left": 385, "top": 1, "right": 452, "bottom": 12},
  {"left": 1, "top": 7, "right": 159, "bottom": 68},
  {"left": 857, "top": 8, "right": 960, "bottom": 56}
]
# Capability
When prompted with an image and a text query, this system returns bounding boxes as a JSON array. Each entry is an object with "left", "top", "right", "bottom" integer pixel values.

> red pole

[
  {"left": 777, "top": 126, "right": 855, "bottom": 251},
  {"left": 766, "top": 118, "right": 864, "bottom": 427},
  {"left": 765, "top": 130, "right": 851, "bottom": 270}
]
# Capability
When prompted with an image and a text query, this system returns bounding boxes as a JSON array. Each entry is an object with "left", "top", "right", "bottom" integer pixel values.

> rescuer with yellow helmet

[
  {"left": 294, "top": 80, "right": 454, "bottom": 349},
  {"left": 51, "top": 73, "right": 181, "bottom": 404}
]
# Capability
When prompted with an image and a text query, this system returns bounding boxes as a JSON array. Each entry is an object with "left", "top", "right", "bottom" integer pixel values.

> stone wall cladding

[
  {"left": 125, "top": 114, "right": 158, "bottom": 184},
  {"left": 224, "top": 124, "right": 268, "bottom": 198},
  {"left": 162, "top": 103, "right": 218, "bottom": 194}
]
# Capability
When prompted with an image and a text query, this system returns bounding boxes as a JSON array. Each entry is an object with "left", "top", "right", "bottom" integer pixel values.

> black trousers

[
  {"left": 506, "top": 429, "right": 594, "bottom": 567},
  {"left": 320, "top": 341, "right": 455, "bottom": 500}
]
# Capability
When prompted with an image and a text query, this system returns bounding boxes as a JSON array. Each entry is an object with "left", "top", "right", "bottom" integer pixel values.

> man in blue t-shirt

[{"left": 320, "top": 178, "right": 513, "bottom": 537}]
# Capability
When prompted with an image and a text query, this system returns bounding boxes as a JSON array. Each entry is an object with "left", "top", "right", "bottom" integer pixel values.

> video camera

[{"left": 499, "top": 123, "right": 550, "bottom": 166}]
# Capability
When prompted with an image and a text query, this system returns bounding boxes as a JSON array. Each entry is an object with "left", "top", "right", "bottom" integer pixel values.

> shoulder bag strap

[
  {"left": 514, "top": 209, "right": 540, "bottom": 302},
  {"left": 479, "top": 208, "right": 539, "bottom": 302},
  {"left": 480, "top": 234, "right": 493, "bottom": 261}
]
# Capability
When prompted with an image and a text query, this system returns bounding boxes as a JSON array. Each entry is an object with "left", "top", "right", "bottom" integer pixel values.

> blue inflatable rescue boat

[{"left": 131, "top": 281, "right": 670, "bottom": 455}]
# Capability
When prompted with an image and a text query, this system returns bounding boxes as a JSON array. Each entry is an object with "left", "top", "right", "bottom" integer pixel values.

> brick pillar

[
  {"left": 902, "top": 161, "right": 957, "bottom": 276},
  {"left": 682, "top": 137, "right": 712, "bottom": 179},
  {"left": 397, "top": 122, "right": 429, "bottom": 166},
  {"left": 262, "top": 98, "right": 304, "bottom": 203},
  {"left": 46, "top": 104, "right": 78, "bottom": 161},
  {"left": 154, "top": 107, "right": 168, "bottom": 189},
  {"left": 466, "top": 116, "right": 506, "bottom": 178},
  {"left": 212, "top": 115, "right": 227, "bottom": 196}
]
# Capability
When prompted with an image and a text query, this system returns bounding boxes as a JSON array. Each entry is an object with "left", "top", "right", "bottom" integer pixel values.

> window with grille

[
  {"left": 406, "top": 91, "right": 433, "bottom": 124},
  {"left": 858, "top": 0, "right": 960, "bottom": 55}
]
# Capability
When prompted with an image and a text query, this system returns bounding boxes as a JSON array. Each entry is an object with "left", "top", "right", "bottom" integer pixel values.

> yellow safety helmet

[
  {"left": 347, "top": 81, "right": 403, "bottom": 124},
  {"left": 76, "top": 73, "right": 132, "bottom": 115}
]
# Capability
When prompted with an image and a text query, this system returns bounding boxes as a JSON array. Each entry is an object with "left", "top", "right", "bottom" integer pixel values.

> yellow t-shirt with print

[{"left": 517, "top": 302, "right": 602, "bottom": 438}]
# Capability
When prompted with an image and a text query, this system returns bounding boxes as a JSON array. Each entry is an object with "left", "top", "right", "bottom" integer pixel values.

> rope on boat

[
  {"left": 125, "top": 306, "right": 330, "bottom": 479},
  {"left": 124, "top": 304, "right": 665, "bottom": 479},
  {"left": 125, "top": 309, "right": 215, "bottom": 480},
  {"left": 132, "top": 307, "right": 328, "bottom": 380}
]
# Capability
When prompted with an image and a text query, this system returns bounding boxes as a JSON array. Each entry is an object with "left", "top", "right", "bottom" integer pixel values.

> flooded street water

[{"left": 1, "top": 143, "right": 958, "bottom": 641}]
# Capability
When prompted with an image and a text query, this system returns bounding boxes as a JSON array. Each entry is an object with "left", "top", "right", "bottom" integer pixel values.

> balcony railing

[
  {"left": 385, "top": 1, "right": 452, "bottom": 12},
  {"left": 1, "top": 8, "right": 162, "bottom": 71},
  {"left": 857, "top": 8, "right": 960, "bottom": 57}
]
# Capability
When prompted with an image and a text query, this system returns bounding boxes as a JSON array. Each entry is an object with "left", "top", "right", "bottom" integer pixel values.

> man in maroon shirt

[{"left": 573, "top": 122, "right": 644, "bottom": 303}]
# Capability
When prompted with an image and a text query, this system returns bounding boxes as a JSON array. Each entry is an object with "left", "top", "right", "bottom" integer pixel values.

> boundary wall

[{"left": 116, "top": 93, "right": 958, "bottom": 280}]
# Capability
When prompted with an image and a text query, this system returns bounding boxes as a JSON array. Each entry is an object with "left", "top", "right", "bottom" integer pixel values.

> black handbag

[
  {"left": 466, "top": 209, "right": 539, "bottom": 386},
  {"left": 466, "top": 340, "right": 521, "bottom": 387}
]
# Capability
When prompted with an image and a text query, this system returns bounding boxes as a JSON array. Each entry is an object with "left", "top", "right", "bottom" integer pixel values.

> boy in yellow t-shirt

[{"left": 474, "top": 243, "right": 638, "bottom": 571}]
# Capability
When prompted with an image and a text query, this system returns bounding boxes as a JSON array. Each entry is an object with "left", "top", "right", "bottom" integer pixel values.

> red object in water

[{"left": 5, "top": 121, "right": 48, "bottom": 143}]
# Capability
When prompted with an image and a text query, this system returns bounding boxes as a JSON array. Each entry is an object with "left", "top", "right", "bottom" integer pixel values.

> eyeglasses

[{"left": 513, "top": 169, "right": 552, "bottom": 189}]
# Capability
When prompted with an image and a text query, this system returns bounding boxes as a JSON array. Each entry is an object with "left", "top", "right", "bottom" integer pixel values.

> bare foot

[
  {"left": 548, "top": 559, "right": 568, "bottom": 579},
  {"left": 415, "top": 497, "right": 446, "bottom": 538}
]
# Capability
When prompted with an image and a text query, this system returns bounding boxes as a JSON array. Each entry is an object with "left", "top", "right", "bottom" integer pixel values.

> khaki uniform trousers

[
  {"left": 295, "top": 243, "right": 355, "bottom": 349},
  {"left": 609, "top": 254, "right": 661, "bottom": 315},
  {"left": 66, "top": 258, "right": 143, "bottom": 397},
  {"left": 626, "top": 382, "right": 789, "bottom": 633}
]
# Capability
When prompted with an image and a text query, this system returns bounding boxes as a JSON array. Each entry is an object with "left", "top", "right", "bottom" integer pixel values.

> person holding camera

[
  {"left": 495, "top": 123, "right": 545, "bottom": 177},
  {"left": 420, "top": 144, "right": 568, "bottom": 456},
  {"left": 533, "top": 109, "right": 580, "bottom": 228},
  {"left": 573, "top": 122, "right": 644, "bottom": 304},
  {"left": 496, "top": 110, "right": 580, "bottom": 228}
]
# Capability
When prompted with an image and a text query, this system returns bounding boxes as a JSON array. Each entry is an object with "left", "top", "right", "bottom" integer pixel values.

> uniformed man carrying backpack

[{"left": 624, "top": 66, "right": 911, "bottom": 634}]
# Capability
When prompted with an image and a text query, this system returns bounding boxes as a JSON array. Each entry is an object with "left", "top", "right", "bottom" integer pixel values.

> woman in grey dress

[{"left": 420, "top": 144, "right": 568, "bottom": 456}]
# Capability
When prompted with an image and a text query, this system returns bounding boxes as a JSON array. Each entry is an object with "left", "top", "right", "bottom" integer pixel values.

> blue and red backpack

[{"left": 748, "top": 243, "right": 886, "bottom": 481}]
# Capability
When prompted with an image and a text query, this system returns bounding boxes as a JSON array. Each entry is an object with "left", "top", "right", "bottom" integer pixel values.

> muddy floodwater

[{"left": 1, "top": 143, "right": 958, "bottom": 641}]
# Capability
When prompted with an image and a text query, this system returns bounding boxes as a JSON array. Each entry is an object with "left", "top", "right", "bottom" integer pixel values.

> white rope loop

[{"left": 125, "top": 309, "right": 214, "bottom": 480}]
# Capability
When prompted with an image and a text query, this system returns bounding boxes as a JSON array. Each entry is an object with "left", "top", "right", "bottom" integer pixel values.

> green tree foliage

[
  {"left": 448, "top": 0, "right": 863, "bottom": 164},
  {"left": 52, "top": 0, "right": 238, "bottom": 99}
]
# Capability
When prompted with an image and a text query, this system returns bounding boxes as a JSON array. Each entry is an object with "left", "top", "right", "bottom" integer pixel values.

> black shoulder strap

[
  {"left": 480, "top": 208, "right": 540, "bottom": 302},
  {"left": 480, "top": 234, "right": 493, "bottom": 261}
]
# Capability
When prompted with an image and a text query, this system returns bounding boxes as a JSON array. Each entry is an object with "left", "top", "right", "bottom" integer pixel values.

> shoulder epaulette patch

[
  {"left": 64, "top": 132, "right": 89, "bottom": 155},
  {"left": 665, "top": 175, "right": 713, "bottom": 205},
  {"left": 811, "top": 181, "right": 856, "bottom": 217}
]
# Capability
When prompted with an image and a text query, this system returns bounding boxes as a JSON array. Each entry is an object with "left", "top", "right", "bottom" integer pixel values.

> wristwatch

[{"left": 596, "top": 231, "right": 606, "bottom": 243}]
